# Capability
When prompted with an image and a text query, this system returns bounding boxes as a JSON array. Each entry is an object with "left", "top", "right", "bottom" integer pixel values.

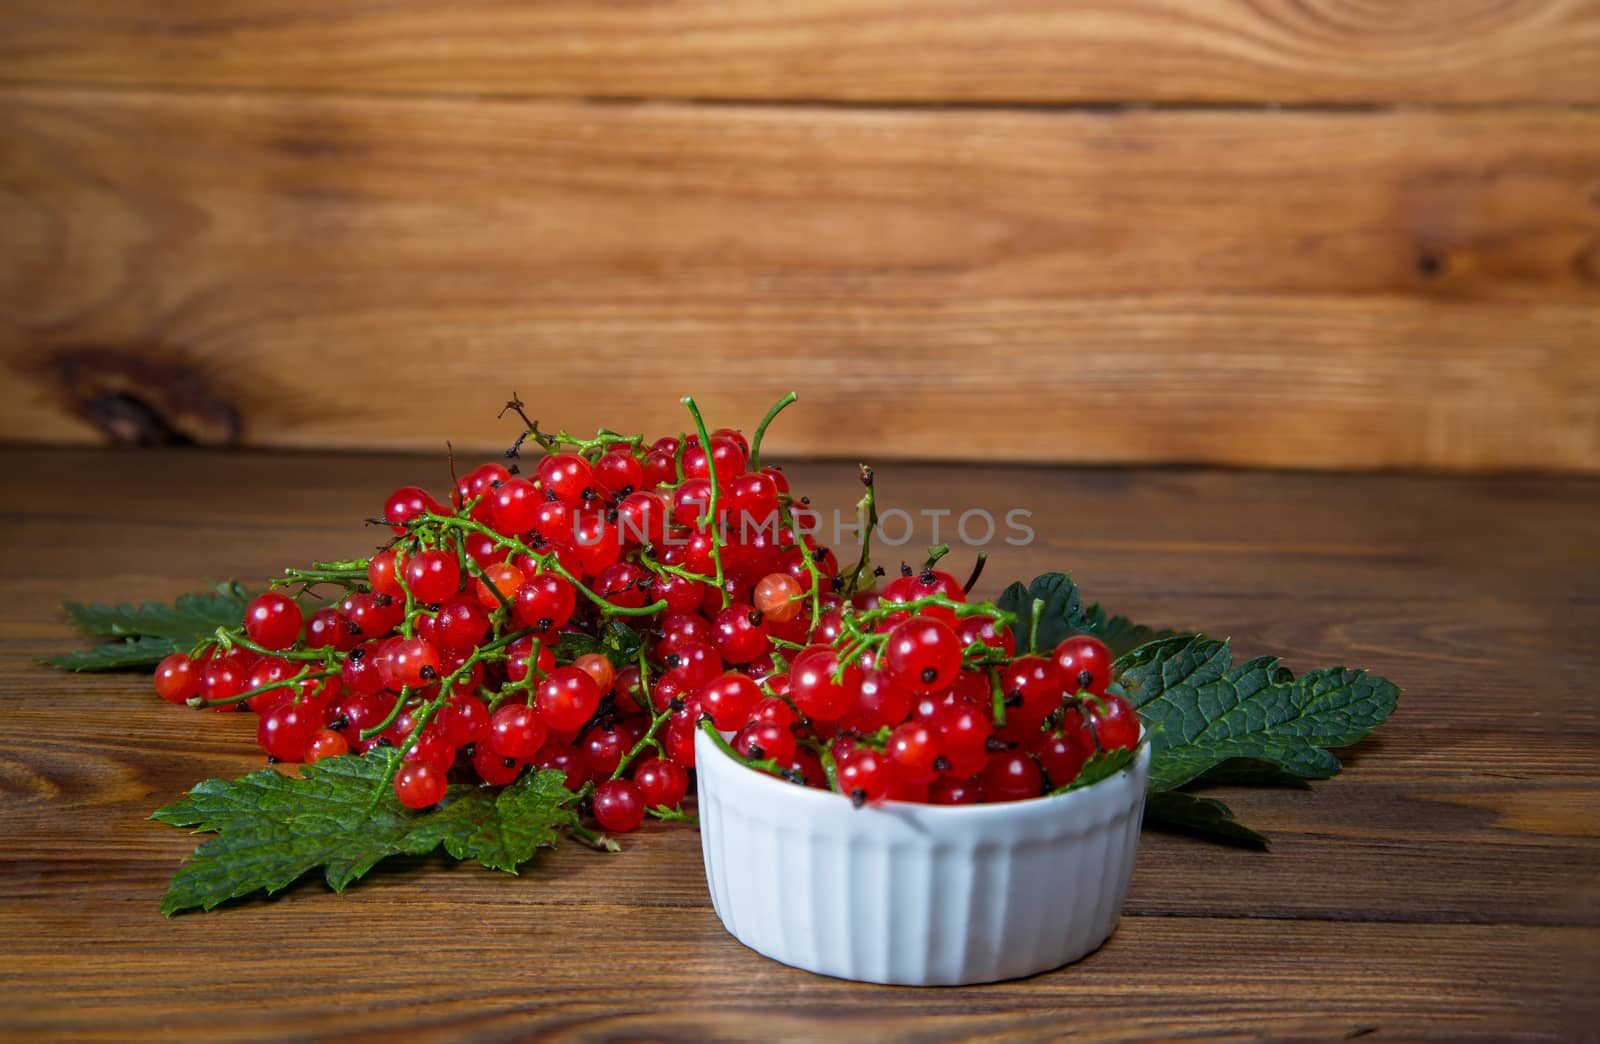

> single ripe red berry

[
  {"left": 514, "top": 573, "right": 577, "bottom": 632},
  {"left": 472, "top": 745, "right": 525, "bottom": 786},
  {"left": 1036, "top": 728, "right": 1093, "bottom": 786},
  {"left": 305, "top": 728, "right": 350, "bottom": 763},
  {"left": 790, "top": 649, "right": 860, "bottom": 722},
  {"left": 887, "top": 721, "right": 944, "bottom": 784},
  {"left": 582, "top": 725, "right": 630, "bottom": 776},
  {"left": 592, "top": 778, "right": 646, "bottom": 832},
  {"left": 979, "top": 750, "right": 1043, "bottom": 803},
  {"left": 488, "top": 703, "right": 547, "bottom": 760},
  {"left": 711, "top": 603, "right": 770, "bottom": 664},
  {"left": 928, "top": 699, "right": 993, "bottom": 777},
  {"left": 504, "top": 635, "right": 557, "bottom": 684},
  {"left": 881, "top": 616, "right": 964, "bottom": 696},
  {"left": 394, "top": 761, "right": 448, "bottom": 809},
  {"left": 244, "top": 592, "right": 303, "bottom": 651},
  {"left": 1053, "top": 635, "right": 1114, "bottom": 696},
  {"left": 836, "top": 748, "right": 891, "bottom": 806},
  {"left": 367, "top": 549, "right": 404, "bottom": 598},
  {"left": 381, "top": 636, "right": 441, "bottom": 691},
  {"left": 384, "top": 486, "right": 442, "bottom": 533},
  {"left": 632, "top": 757, "right": 688, "bottom": 809},
  {"left": 538, "top": 452, "right": 596, "bottom": 505},
  {"left": 734, "top": 720, "right": 796, "bottom": 766},
  {"left": 1088, "top": 693, "right": 1141, "bottom": 751},
  {"left": 404, "top": 549, "right": 462, "bottom": 604},
  {"left": 592, "top": 449, "right": 643, "bottom": 498},
  {"left": 257, "top": 701, "right": 315, "bottom": 761},
  {"left": 956, "top": 615, "right": 1016, "bottom": 657},
  {"left": 490, "top": 477, "right": 542, "bottom": 536},
  {"left": 533, "top": 741, "right": 588, "bottom": 791},
  {"left": 153, "top": 652, "right": 199, "bottom": 704},
  {"left": 998, "top": 655, "right": 1065, "bottom": 724},
  {"left": 700, "top": 672, "right": 762, "bottom": 731},
  {"left": 928, "top": 776, "right": 980, "bottom": 805},
  {"left": 536, "top": 667, "right": 602, "bottom": 731},
  {"left": 437, "top": 696, "right": 489, "bottom": 748}
]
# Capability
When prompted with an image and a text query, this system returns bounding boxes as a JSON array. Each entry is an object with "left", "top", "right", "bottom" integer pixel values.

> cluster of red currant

[
  {"left": 147, "top": 397, "right": 1141, "bottom": 832},
  {"left": 717, "top": 573, "right": 1139, "bottom": 806}
]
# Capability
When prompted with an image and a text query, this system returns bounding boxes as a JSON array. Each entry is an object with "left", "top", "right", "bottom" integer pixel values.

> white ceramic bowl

[{"left": 694, "top": 727, "right": 1151, "bottom": 985}]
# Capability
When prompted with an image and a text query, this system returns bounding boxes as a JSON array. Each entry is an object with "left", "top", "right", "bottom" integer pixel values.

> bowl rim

[{"left": 693, "top": 723, "right": 1149, "bottom": 819}]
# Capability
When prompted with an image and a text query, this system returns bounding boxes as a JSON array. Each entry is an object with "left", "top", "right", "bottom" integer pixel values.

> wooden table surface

[{"left": 2, "top": 447, "right": 1596, "bottom": 1041}]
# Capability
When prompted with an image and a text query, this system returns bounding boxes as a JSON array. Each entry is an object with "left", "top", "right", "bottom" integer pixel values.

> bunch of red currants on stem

[{"left": 147, "top": 396, "right": 1141, "bottom": 832}]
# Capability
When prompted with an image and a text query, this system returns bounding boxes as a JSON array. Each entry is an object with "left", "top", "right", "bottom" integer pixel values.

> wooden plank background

[
  {"left": 1, "top": 2, "right": 1598, "bottom": 471},
  {"left": 3, "top": 0, "right": 1599, "bottom": 103}
]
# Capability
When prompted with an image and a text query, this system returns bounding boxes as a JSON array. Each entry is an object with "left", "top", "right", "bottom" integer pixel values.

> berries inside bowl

[{"left": 692, "top": 592, "right": 1151, "bottom": 984}]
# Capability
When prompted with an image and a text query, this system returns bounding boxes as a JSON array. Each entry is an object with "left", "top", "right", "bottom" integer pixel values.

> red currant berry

[
  {"left": 979, "top": 750, "right": 1043, "bottom": 803},
  {"left": 928, "top": 776, "right": 980, "bottom": 805},
  {"left": 632, "top": 757, "right": 687, "bottom": 809},
  {"left": 887, "top": 721, "right": 944, "bottom": 784},
  {"left": 582, "top": 725, "right": 630, "bottom": 776},
  {"left": 790, "top": 649, "right": 860, "bottom": 722},
  {"left": 1036, "top": 728, "right": 1093, "bottom": 786},
  {"left": 594, "top": 561, "right": 652, "bottom": 610},
  {"left": 367, "top": 549, "right": 404, "bottom": 598},
  {"left": 244, "top": 591, "right": 303, "bottom": 651},
  {"left": 734, "top": 720, "right": 796, "bottom": 766},
  {"left": 154, "top": 652, "right": 199, "bottom": 704},
  {"left": 258, "top": 701, "right": 315, "bottom": 761},
  {"left": 488, "top": 703, "right": 547, "bottom": 760},
  {"left": 592, "top": 778, "right": 645, "bottom": 832},
  {"left": 956, "top": 615, "right": 1016, "bottom": 657},
  {"left": 536, "top": 667, "right": 602, "bottom": 731},
  {"left": 381, "top": 636, "right": 442, "bottom": 690},
  {"left": 711, "top": 603, "right": 770, "bottom": 664},
  {"left": 592, "top": 449, "right": 643, "bottom": 498},
  {"left": 404, "top": 549, "right": 462, "bottom": 604},
  {"left": 394, "top": 761, "right": 448, "bottom": 809},
  {"left": 513, "top": 573, "right": 577, "bottom": 632},
  {"left": 384, "top": 486, "right": 442, "bottom": 533},
  {"left": 752, "top": 572, "right": 803, "bottom": 624},
  {"left": 701, "top": 672, "right": 761, "bottom": 731},
  {"left": 748, "top": 695, "right": 797, "bottom": 731},
  {"left": 836, "top": 748, "right": 891, "bottom": 806},
  {"left": 305, "top": 728, "right": 350, "bottom": 763},
  {"left": 505, "top": 636, "right": 557, "bottom": 684},
  {"left": 998, "top": 655, "right": 1065, "bottom": 723},
  {"left": 437, "top": 696, "right": 489, "bottom": 748},
  {"left": 1089, "top": 693, "right": 1141, "bottom": 751},
  {"left": 472, "top": 745, "right": 525, "bottom": 786},
  {"left": 532, "top": 740, "right": 588, "bottom": 791},
  {"left": 537, "top": 452, "right": 595, "bottom": 505},
  {"left": 882, "top": 616, "right": 964, "bottom": 696},
  {"left": 1054, "top": 635, "right": 1114, "bottom": 696}
]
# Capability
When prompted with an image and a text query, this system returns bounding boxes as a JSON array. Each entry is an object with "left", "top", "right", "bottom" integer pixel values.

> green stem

[
  {"left": 187, "top": 667, "right": 338, "bottom": 709},
  {"left": 1028, "top": 597, "right": 1045, "bottom": 654},
  {"left": 679, "top": 396, "right": 728, "bottom": 609},
  {"left": 610, "top": 654, "right": 667, "bottom": 780},
  {"left": 749, "top": 391, "right": 798, "bottom": 471},
  {"left": 420, "top": 513, "right": 667, "bottom": 618},
  {"left": 842, "top": 464, "right": 879, "bottom": 596}
]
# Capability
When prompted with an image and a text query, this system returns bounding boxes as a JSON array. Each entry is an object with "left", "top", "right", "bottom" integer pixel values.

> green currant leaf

[
  {"left": 153, "top": 750, "right": 578, "bottom": 915},
  {"left": 1049, "top": 744, "right": 1139, "bottom": 795},
  {"left": 1117, "top": 635, "right": 1399, "bottom": 793},
  {"left": 998, "top": 572, "right": 1181, "bottom": 658},
  {"left": 64, "top": 581, "right": 254, "bottom": 641},
  {"left": 1143, "top": 791, "right": 1270, "bottom": 849},
  {"left": 555, "top": 618, "right": 645, "bottom": 667},
  {"left": 44, "top": 582, "right": 257, "bottom": 672},
  {"left": 38, "top": 635, "right": 183, "bottom": 672}
]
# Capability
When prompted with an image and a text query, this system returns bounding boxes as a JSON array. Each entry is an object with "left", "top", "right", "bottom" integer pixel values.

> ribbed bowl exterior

[{"left": 695, "top": 729, "right": 1150, "bottom": 986}]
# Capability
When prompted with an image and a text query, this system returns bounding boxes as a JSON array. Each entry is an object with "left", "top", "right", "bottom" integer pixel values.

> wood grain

[
  {"left": 1, "top": 447, "right": 1597, "bottom": 1038},
  {"left": 2, "top": 89, "right": 1597, "bottom": 471},
  {"left": 1, "top": 0, "right": 1598, "bottom": 104}
]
